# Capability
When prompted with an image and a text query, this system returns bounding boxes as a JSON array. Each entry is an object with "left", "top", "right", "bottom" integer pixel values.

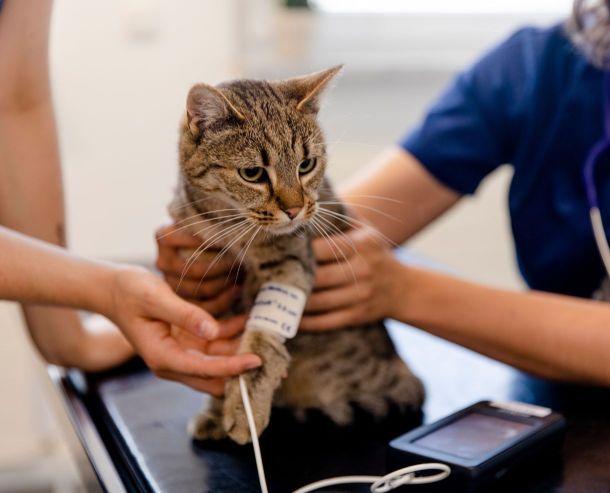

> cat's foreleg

[
  {"left": 223, "top": 330, "right": 290, "bottom": 444},
  {"left": 188, "top": 397, "right": 227, "bottom": 440},
  {"left": 223, "top": 239, "right": 315, "bottom": 443}
]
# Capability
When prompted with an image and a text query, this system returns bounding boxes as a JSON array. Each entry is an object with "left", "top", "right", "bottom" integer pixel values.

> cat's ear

[
  {"left": 278, "top": 65, "right": 343, "bottom": 114},
  {"left": 186, "top": 84, "right": 245, "bottom": 137}
]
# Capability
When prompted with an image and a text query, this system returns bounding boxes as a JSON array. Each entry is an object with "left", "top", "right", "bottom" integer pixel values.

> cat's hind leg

[{"left": 381, "top": 357, "right": 425, "bottom": 411}]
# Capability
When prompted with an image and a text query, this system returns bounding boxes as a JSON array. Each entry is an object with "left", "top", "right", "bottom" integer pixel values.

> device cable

[{"left": 239, "top": 375, "right": 450, "bottom": 493}]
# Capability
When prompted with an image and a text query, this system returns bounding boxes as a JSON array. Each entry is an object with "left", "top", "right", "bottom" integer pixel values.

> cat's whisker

[
  {"left": 190, "top": 220, "right": 247, "bottom": 254},
  {"left": 172, "top": 207, "right": 243, "bottom": 227},
  {"left": 177, "top": 220, "right": 250, "bottom": 291},
  {"left": 192, "top": 220, "right": 250, "bottom": 260},
  {"left": 313, "top": 127, "right": 348, "bottom": 154},
  {"left": 318, "top": 201, "right": 404, "bottom": 225},
  {"left": 194, "top": 223, "right": 257, "bottom": 293},
  {"left": 190, "top": 214, "right": 250, "bottom": 239},
  {"left": 178, "top": 242, "right": 212, "bottom": 292},
  {"left": 309, "top": 217, "right": 358, "bottom": 286},
  {"left": 182, "top": 222, "right": 253, "bottom": 295},
  {"left": 310, "top": 220, "right": 359, "bottom": 288},
  {"left": 339, "top": 194, "right": 404, "bottom": 204},
  {"left": 171, "top": 197, "right": 210, "bottom": 211},
  {"left": 314, "top": 140, "right": 382, "bottom": 148},
  {"left": 316, "top": 208, "right": 398, "bottom": 248},
  {"left": 301, "top": 127, "right": 323, "bottom": 147},
  {"left": 230, "top": 226, "right": 261, "bottom": 286},
  {"left": 313, "top": 213, "right": 359, "bottom": 256},
  {"left": 294, "top": 224, "right": 307, "bottom": 239},
  {"left": 160, "top": 212, "right": 249, "bottom": 239},
  {"left": 311, "top": 216, "right": 367, "bottom": 291}
]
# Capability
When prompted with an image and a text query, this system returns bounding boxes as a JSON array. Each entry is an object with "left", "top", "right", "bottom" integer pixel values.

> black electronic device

[{"left": 387, "top": 400, "right": 566, "bottom": 492}]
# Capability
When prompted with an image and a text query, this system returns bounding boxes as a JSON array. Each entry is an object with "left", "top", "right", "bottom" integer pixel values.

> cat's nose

[{"left": 284, "top": 207, "right": 302, "bottom": 220}]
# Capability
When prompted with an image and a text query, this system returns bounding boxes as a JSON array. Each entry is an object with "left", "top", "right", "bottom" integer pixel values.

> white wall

[{"left": 51, "top": 0, "right": 240, "bottom": 260}]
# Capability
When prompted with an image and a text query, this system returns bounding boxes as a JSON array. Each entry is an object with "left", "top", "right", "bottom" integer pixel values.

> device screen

[{"left": 413, "top": 412, "right": 533, "bottom": 460}]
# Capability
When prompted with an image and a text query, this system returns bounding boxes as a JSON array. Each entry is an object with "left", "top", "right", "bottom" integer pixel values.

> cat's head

[{"left": 179, "top": 65, "right": 342, "bottom": 235}]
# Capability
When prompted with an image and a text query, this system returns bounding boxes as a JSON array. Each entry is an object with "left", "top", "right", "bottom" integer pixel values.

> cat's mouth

[
  {"left": 259, "top": 217, "right": 310, "bottom": 235},
  {"left": 250, "top": 203, "right": 316, "bottom": 235}
]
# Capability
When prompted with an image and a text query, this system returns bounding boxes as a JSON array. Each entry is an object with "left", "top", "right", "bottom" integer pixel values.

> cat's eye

[
  {"left": 298, "top": 158, "right": 316, "bottom": 175},
  {"left": 238, "top": 167, "right": 266, "bottom": 183}
]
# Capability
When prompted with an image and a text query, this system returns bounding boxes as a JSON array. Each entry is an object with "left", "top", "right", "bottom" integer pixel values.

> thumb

[{"left": 150, "top": 284, "right": 220, "bottom": 339}]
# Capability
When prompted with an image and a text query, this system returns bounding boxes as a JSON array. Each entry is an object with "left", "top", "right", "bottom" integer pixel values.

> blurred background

[{"left": 0, "top": 0, "right": 572, "bottom": 490}]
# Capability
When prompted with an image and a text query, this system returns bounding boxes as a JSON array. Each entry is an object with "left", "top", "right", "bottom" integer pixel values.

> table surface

[{"left": 51, "top": 318, "right": 610, "bottom": 493}]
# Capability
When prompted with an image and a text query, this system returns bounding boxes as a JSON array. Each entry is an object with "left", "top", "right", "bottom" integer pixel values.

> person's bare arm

[
  {"left": 338, "top": 147, "right": 461, "bottom": 243},
  {"left": 0, "top": 0, "right": 132, "bottom": 369},
  {"left": 0, "top": 226, "right": 262, "bottom": 395},
  {"left": 303, "top": 225, "right": 610, "bottom": 386},
  {"left": 397, "top": 265, "right": 610, "bottom": 385},
  {"left": 303, "top": 147, "right": 610, "bottom": 385}
]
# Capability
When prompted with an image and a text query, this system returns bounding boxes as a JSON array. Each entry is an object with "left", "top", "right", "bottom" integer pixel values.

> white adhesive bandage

[{"left": 245, "top": 282, "right": 307, "bottom": 339}]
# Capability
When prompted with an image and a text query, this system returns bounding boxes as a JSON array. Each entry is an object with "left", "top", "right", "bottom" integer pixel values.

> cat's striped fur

[{"left": 169, "top": 66, "right": 424, "bottom": 444}]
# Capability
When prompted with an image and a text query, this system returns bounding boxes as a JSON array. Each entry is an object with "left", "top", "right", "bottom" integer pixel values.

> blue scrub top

[{"left": 401, "top": 24, "right": 608, "bottom": 298}]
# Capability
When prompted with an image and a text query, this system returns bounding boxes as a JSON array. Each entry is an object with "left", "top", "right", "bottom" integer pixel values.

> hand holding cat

[
  {"left": 155, "top": 223, "right": 241, "bottom": 316},
  {"left": 104, "top": 267, "right": 261, "bottom": 396},
  {"left": 301, "top": 224, "right": 404, "bottom": 331}
]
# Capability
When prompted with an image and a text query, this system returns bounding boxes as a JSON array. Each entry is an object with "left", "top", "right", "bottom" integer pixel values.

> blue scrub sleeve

[{"left": 400, "top": 31, "right": 529, "bottom": 195}]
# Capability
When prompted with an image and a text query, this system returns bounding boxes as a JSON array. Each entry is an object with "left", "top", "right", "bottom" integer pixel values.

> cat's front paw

[
  {"left": 188, "top": 409, "right": 227, "bottom": 441},
  {"left": 223, "top": 330, "right": 290, "bottom": 444}
]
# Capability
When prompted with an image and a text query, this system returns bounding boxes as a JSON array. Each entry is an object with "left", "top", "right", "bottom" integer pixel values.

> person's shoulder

[
  {"left": 463, "top": 24, "right": 573, "bottom": 96},
  {"left": 484, "top": 24, "right": 575, "bottom": 73},
  {"left": 479, "top": 24, "right": 566, "bottom": 67},
  {"left": 504, "top": 24, "right": 566, "bottom": 47}
]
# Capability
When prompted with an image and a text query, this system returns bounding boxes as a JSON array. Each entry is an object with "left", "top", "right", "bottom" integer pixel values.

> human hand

[
  {"left": 171, "top": 314, "right": 247, "bottom": 359},
  {"left": 301, "top": 224, "right": 403, "bottom": 331},
  {"left": 155, "top": 223, "right": 240, "bottom": 316},
  {"left": 103, "top": 267, "right": 261, "bottom": 396}
]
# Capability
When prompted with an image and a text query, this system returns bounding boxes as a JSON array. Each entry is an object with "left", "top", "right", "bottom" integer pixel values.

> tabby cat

[{"left": 169, "top": 66, "right": 424, "bottom": 444}]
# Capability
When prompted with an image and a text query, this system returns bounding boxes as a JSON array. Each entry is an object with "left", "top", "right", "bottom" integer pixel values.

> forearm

[
  {"left": 0, "top": 97, "right": 87, "bottom": 364},
  {"left": 0, "top": 100, "right": 64, "bottom": 242},
  {"left": 0, "top": 226, "right": 116, "bottom": 313},
  {"left": 396, "top": 264, "right": 610, "bottom": 385}
]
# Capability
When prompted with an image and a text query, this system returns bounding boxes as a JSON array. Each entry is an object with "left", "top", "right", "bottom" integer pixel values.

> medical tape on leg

[{"left": 245, "top": 282, "right": 306, "bottom": 339}]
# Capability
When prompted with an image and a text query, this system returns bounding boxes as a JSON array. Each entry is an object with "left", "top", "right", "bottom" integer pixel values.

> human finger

[
  {"left": 156, "top": 370, "right": 226, "bottom": 397},
  {"left": 180, "top": 255, "right": 235, "bottom": 279},
  {"left": 216, "top": 314, "right": 248, "bottom": 339},
  {"left": 172, "top": 316, "right": 246, "bottom": 357},
  {"left": 206, "top": 338, "right": 242, "bottom": 356},
  {"left": 194, "top": 285, "right": 241, "bottom": 316},
  {"left": 300, "top": 307, "right": 362, "bottom": 332},
  {"left": 145, "top": 281, "right": 220, "bottom": 338},
  {"left": 306, "top": 284, "right": 370, "bottom": 313},
  {"left": 165, "top": 274, "right": 234, "bottom": 299},
  {"left": 314, "top": 261, "right": 358, "bottom": 289},
  {"left": 312, "top": 232, "right": 358, "bottom": 263},
  {"left": 156, "top": 246, "right": 233, "bottom": 280},
  {"left": 150, "top": 337, "right": 261, "bottom": 378},
  {"left": 155, "top": 224, "right": 203, "bottom": 248}
]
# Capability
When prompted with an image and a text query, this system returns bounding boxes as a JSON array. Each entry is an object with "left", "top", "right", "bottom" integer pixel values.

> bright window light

[{"left": 309, "top": 0, "right": 574, "bottom": 14}]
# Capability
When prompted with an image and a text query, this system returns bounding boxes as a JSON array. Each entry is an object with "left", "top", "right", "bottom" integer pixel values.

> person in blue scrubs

[
  {"left": 299, "top": 1, "right": 610, "bottom": 384},
  {"left": 0, "top": 0, "right": 260, "bottom": 394},
  {"left": 158, "top": 0, "right": 610, "bottom": 386}
]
